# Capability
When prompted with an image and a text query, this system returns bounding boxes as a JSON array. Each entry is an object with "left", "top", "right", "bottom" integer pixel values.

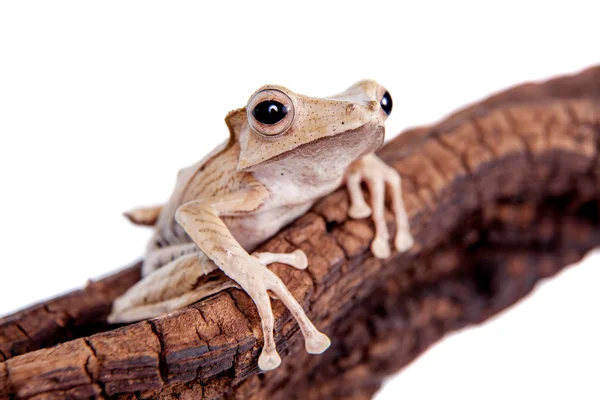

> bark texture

[{"left": 1, "top": 66, "right": 600, "bottom": 399}]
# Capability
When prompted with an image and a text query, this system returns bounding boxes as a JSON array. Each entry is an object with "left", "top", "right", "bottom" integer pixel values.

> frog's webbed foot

[{"left": 345, "top": 153, "right": 414, "bottom": 258}]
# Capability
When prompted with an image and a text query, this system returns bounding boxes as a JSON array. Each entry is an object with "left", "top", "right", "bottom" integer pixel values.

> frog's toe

[
  {"left": 291, "top": 249, "right": 308, "bottom": 270},
  {"left": 349, "top": 203, "right": 372, "bottom": 219},
  {"left": 371, "top": 236, "right": 391, "bottom": 259},
  {"left": 253, "top": 249, "right": 308, "bottom": 270},
  {"left": 258, "top": 348, "right": 282, "bottom": 371},
  {"left": 395, "top": 232, "right": 414, "bottom": 253},
  {"left": 305, "top": 331, "right": 331, "bottom": 354}
]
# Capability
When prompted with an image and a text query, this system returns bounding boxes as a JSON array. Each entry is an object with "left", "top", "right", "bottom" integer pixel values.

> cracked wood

[{"left": 1, "top": 66, "right": 600, "bottom": 399}]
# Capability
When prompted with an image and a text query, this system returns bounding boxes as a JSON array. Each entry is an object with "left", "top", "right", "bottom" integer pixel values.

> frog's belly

[{"left": 224, "top": 202, "right": 314, "bottom": 251}]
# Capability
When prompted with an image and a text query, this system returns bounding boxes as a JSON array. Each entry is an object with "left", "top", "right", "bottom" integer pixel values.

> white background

[{"left": 1, "top": 1, "right": 599, "bottom": 399}]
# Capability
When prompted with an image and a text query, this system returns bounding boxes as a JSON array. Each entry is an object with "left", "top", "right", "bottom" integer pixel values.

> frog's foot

[
  {"left": 124, "top": 205, "right": 163, "bottom": 227},
  {"left": 230, "top": 253, "right": 330, "bottom": 371},
  {"left": 345, "top": 153, "right": 414, "bottom": 259}
]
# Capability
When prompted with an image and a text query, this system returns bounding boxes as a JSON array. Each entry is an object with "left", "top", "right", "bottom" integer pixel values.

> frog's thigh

[{"left": 109, "top": 252, "right": 235, "bottom": 323}]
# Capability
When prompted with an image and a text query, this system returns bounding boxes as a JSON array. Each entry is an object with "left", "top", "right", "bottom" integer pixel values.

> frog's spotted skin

[{"left": 109, "top": 80, "right": 413, "bottom": 371}]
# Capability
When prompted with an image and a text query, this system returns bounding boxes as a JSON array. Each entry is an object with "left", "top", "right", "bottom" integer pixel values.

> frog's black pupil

[
  {"left": 253, "top": 100, "right": 288, "bottom": 125},
  {"left": 380, "top": 91, "right": 393, "bottom": 115}
]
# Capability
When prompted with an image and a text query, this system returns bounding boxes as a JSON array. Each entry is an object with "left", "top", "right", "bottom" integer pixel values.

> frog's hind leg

[
  {"left": 108, "top": 252, "right": 237, "bottom": 323},
  {"left": 124, "top": 205, "right": 163, "bottom": 227},
  {"left": 142, "top": 242, "right": 201, "bottom": 276}
]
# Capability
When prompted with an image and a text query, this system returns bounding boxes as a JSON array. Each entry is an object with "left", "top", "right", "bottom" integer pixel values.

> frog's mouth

[{"left": 242, "top": 122, "right": 385, "bottom": 172}]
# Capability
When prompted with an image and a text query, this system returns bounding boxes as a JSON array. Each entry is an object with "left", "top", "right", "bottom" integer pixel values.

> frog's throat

[{"left": 238, "top": 123, "right": 384, "bottom": 173}]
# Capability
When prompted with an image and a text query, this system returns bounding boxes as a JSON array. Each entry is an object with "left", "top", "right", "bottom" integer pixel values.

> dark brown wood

[{"left": 1, "top": 66, "right": 600, "bottom": 399}]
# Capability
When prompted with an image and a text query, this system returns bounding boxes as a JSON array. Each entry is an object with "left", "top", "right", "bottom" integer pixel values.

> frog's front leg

[
  {"left": 345, "top": 153, "right": 414, "bottom": 258},
  {"left": 175, "top": 180, "right": 330, "bottom": 371}
]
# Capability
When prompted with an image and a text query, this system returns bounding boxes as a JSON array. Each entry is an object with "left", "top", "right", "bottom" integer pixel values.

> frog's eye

[
  {"left": 380, "top": 91, "right": 393, "bottom": 116},
  {"left": 253, "top": 100, "right": 288, "bottom": 124},
  {"left": 247, "top": 89, "right": 295, "bottom": 137}
]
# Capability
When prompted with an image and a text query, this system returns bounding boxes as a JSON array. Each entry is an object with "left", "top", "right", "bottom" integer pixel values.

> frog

[{"left": 108, "top": 80, "right": 414, "bottom": 371}]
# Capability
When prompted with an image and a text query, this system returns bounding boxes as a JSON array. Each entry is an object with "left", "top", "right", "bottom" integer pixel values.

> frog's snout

[{"left": 330, "top": 79, "right": 392, "bottom": 122}]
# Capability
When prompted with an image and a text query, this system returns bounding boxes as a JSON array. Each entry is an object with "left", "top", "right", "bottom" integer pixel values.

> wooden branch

[{"left": 2, "top": 66, "right": 600, "bottom": 399}]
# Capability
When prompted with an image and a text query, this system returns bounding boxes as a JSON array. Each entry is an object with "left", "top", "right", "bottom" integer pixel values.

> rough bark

[{"left": 1, "top": 66, "right": 600, "bottom": 399}]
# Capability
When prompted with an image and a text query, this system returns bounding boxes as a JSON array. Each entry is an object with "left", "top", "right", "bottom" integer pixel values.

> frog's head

[{"left": 227, "top": 80, "right": 392, "bottom": 172}]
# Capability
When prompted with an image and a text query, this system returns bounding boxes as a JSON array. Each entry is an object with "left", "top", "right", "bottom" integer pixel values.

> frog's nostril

[{"left": 366, "top": 100, "right": 379, "bottom": 111}]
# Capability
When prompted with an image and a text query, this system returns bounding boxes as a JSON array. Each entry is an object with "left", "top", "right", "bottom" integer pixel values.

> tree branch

[{"left": 1, "top": 66, "right": 600, "bottom": 399}]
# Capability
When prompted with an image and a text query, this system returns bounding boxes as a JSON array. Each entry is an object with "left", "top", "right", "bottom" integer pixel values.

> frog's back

[{"left": 149, "top": 141, "right": 248, "bottom": 250}]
